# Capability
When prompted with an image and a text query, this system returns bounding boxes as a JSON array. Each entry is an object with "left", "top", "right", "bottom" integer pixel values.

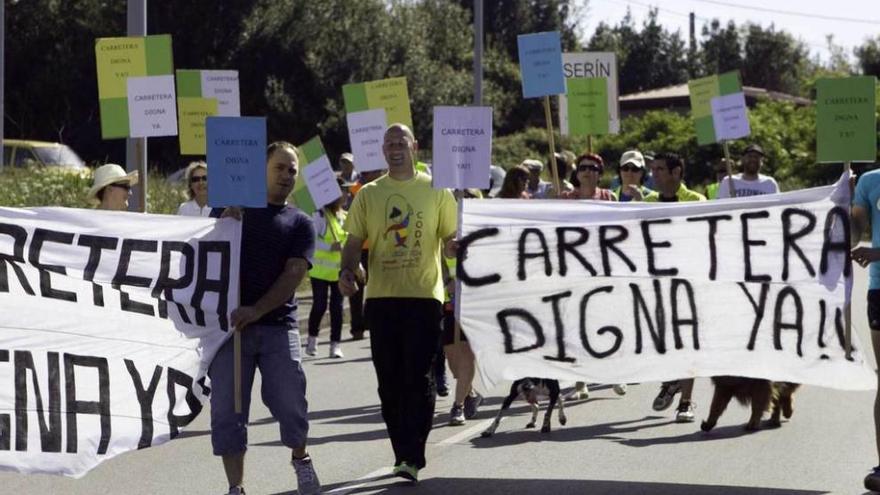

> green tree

[
  {"left": 699, "top": 19, "right": 742, "bottom": 76},
  {"left": 742, "top": 24, "right": 810, "bottom": 95},
  {"left": 855, "top": 36, "right": 880, "bottom": 76}
]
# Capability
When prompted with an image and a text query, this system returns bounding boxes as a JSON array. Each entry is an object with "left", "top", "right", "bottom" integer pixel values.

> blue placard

[
  {"left": 517, "top": 31, "right": 566, "bottom": 99},
  {"left": 206, "top": 116, "right": 267, "bottom": 208}
]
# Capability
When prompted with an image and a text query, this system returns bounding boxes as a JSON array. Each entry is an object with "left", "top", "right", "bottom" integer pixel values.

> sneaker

[
  {"left": 865, "top": 466, "right": 880, "bottom": 492},
  {"left": 329, "top": 342, "right": 344, "bottom": 359},
  {"left": 463, "top": 392, "right": 483, "bottom": 419},
  {"left": 393, "top": 462, "right": 419, "bottom": 482},
  {"left": 613, "top": 384, "right": 628, "bottom": 396},
  {"left": 652, "top": 381, "right": 681, "bottom": 411},
  {"left": 675, "top": 401, "right": 696, "bottom": 423},
  {"left": 350, "top": 331, "right": 365, "bottom": 341},
  {"left": 292, "top": 455, "right": 322, "bottom": 495},
  {"left": 566, "top": 383, "right": 589, "bottom": 401},
  {"left": 449, "top": 403, "right": 465, "bottom": 426},
  {"left": 224, "top": 487, "right": 245, "bottom": 495},
  {"left": 305, "top": 336, "right": 318, "bottom": 357}
]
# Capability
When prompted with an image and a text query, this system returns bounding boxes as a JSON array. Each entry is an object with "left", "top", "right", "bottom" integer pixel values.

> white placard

[
  {"left": 304, "top": 155, "right": 343, "bottom": 209},
  {"left": 431, "top": 106, "right": 492, "bottom": 190},
  {"left": 347, "top": 108, "right": 388, "bottom": 172},
  {"left": 711, "top": 92, "right": 751, "bottom": 141},
  {"left": 459, "top": 173, "right": 875, "bottom": 392},
  {"left": 0, "top": 207, "right": 241, "bottom": 477},
  {"left": 201, "top": 70, "right": 241, "bottom": 116},
  {"left": 559, "top": 52, "right": 619, "bottom": 135},
  {"left": 127, "top": 75, "right": 178, "bottom": 137}
]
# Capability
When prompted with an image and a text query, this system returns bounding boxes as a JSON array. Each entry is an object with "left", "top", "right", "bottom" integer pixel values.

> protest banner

[
  {"left": 559, "top": 52, "right": 619, "bottom": 137},
  {"left": 126, "top": 75, "right": 178, "bottom": 138},
  {"left": 205, "top": 116, "right": 267, "bottom": 209},
  {"left": 343, "top": 77, "right": 412, "bottom": 172},
  {"left": 458, "top": 173, "right": 875, "bottom": 391},
  {"left": 566, "top": 77, "right": 609, "bottom": 137},
  {"left": 688, "top": 71, "right": 749, "bottom": 146},
  {"left": 95, "top": 35, "right": 173, "bottom": 140},
  {"left": 0, "top": 207, "right": 241, "bottom": 477},
  {"left": 817, "top": 76, "right": 878, "bottom": 163},
  {"left": 517, "top": 31, "right": 566, "bottom": 192},
  {"left": 431, "top": 106, "right": 493, "bottom": 190},
  {"left": 293, "top": 137, "right": 343, "bottom": 214}
]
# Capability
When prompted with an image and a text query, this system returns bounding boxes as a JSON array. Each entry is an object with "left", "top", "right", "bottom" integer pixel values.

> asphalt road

[{"left": 1, "top": 267, "right": 878, "bottom": 495}]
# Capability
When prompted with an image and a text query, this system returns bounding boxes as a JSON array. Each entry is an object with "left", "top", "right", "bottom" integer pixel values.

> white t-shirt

[
  {"left": 716, "top": 174, "right": 779, "bottom": 198},
  {"left": 177, "top": 199, "right": 212, "bottom": 217}
]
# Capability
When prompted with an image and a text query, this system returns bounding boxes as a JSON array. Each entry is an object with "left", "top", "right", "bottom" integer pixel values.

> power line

[{"left": 688, "top": 0, "right": 880, "bottom": 25}]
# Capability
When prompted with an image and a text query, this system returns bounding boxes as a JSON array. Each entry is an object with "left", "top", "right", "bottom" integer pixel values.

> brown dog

[{"left": 700, "top": 377, "right": 801, "bottom": 432}]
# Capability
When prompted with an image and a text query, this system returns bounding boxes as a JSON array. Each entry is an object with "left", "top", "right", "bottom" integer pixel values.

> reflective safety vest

[{"left": 309, "top": 209, "right": 347, "bottom": 282}]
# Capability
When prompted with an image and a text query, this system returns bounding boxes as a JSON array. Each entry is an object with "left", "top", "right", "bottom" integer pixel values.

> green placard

[
  {"left": 95, "top": 34, "right": 174, "bottom": 139},
  {"left": 567, "top": 77, "right": 609, "bottom": 136},
  {"left": 817, "top": 77, "right": 878, "bottom": 163},
  {"left": 688, "top": 70, "right": 743, "bottom": 145},
  {"left": 342, "top": 77, "right": 413, "bottom": 129},
  {"left": 176, "top": 70, "right": 203, "bottom": 97}
]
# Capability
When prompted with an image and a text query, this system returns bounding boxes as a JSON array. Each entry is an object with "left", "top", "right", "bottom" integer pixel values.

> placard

[
  {"left": 206, "top": 117, "right": 267, "bottom": 208},
  {"left": 817, "top": 76, "right": 878, "bottom": 163},
  {"left": 431, "top": 106, "right": 493, "bottom": 189},
  {"left": 559, "top": 52, "right": 619, "bottom": 135},
  {"left": 293, "top": 137, "right": 343, "bottom": 214},
  {"left": 346, "top": 108, "right": 388, "bottom": 173},
  {"left": 566, "top": 77, "right": 609, "bottom": 136},
  {"left": 126, "top": 75, "right": 178, "bottom": 138},
  {"left": 516, "top": 31, "right": 566, "bottom": 98}
]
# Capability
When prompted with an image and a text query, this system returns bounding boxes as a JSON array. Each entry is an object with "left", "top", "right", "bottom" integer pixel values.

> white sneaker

[
  {"left": 292, "top": 455, "right": 322, "bottom": 495},
  {"left": 613, "top": 384, "right": 628, "bottom": 395},
  {"left": 305, "top": 336, "right": 318, "bottom": 356},
  {"left": 329, "top": 342, "right": 344, "bottom": 359},
  {"left": 566, "top": 383, "right": 589, "bottom": 401}
]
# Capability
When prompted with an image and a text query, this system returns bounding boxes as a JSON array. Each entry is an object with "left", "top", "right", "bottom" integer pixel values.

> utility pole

[
  {"left": 473, "top": 0, "right": 484, "bottom": 106},
  {"left": 127, "top": 0, "right": 147, "bottom": 212},
  {"left": 689, "top": 12, "right": 697, "bottom": 77}
]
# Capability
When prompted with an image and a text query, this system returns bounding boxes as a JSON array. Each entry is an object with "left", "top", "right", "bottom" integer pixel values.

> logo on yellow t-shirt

[{"left": 384, "top": 194, "right": 413, "bottom": 248}]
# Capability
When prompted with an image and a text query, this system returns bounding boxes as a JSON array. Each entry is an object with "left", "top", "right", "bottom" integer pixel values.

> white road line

[{"left": 436, "top": 419, "right": 493, "bottom": 446}]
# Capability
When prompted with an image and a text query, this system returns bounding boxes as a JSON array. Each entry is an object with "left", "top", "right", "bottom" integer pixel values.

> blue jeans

[{"left": 208, "top": 324, "right": 308, "bottom": 456}]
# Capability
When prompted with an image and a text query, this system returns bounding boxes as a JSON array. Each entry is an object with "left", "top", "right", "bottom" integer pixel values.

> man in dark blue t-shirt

[{"left": 209, "top": 141, "right": 321, "bottom": 495}]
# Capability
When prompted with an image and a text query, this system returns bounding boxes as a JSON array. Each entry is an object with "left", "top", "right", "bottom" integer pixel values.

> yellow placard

[
  {"left": 365, "top": 77, "right": 413, "bottom": 129},
  {"left": 95, "top": 37, "right": 147, "bottom": 99},
  {"left": 178, "top": 97, "right": 219, "bottom": 155},
  {"left": 687, "top": 75, "right": 720, "bottom": 119}
]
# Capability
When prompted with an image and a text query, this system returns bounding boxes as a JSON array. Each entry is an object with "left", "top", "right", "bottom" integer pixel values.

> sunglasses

[
  {"left": 619, "top": 164, "right": 641, "bottom": 172},
  {"left": 577, "top": 163, "right": 601, "bottom": 172},
  {"left": 109, "top": 183, "right": 131, "bottom": 191},
  {"left": 190, "top": 176, "right": 208, "bottom": 183}
]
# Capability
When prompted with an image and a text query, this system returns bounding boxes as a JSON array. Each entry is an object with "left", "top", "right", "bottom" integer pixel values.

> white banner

[
  {"left": 459, "top": 174, "right": 875, "bottom": 391},
  {"left": 0, "top": 207, "right": 240, "bottom": 477}
]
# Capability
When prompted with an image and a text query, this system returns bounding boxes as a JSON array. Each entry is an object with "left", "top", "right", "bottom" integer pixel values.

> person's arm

[
  {"left": 339, "top": 235, "right": 364, "bottom": 296},
  {"left": 231, "top": 257, "right": 309, "bottom": 331}
]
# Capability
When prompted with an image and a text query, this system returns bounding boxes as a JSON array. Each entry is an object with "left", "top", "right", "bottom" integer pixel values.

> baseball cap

[
  {"left": 340, "top": 152, "right": 354, "bottom": 163},
  {"left": 619, "top": 150, "right": 646, "bottom": 169},
  {"left": 744, "top": 144, "right": 765, "bottom": 156}
]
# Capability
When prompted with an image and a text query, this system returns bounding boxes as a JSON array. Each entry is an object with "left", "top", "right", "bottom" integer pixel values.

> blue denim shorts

[{"left": 208, "top": 324, "right": 308, "bottom": 456}]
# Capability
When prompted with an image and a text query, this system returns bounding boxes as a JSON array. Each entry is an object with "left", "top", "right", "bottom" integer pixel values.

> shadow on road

[{"left": 468, "top": 416, "right": 676, "bottom": 447}]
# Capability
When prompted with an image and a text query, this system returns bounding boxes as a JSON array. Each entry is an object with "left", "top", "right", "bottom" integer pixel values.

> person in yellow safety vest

[
  {"left": 442, "top": 189, "right": 484, "bottom": 426},
  {"left": 306, "top": 190, "right": 348, "bottom": 359},
  {"left": 705, "top": 159, "right": 732, "bottom": 200}
]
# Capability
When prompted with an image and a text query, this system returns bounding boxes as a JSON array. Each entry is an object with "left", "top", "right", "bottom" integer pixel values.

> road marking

[
  {"left": 325, "top": 467, "right": 392, "bottom": 495},
  {"left": 436, "top": 419, "right": 493, "bottom": 446}
]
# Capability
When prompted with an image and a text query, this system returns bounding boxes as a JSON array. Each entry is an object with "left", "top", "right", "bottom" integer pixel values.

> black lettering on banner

[
  {"left": 192, "top": 241, "right": 231, "bottom": 331},
  {"left": 64, "top": 354, "right": 111, "bottom": 455},
  {"left": 14, "top": 351, "right": 62, "bottom": 452},
  {"left": 124, "top": 360, "right": 162, "bottom": 449},
  {"left": 832, "top": 304, "right": 855, "bottom": 360},
  {"left": 517, "top": 228, "right": 552, "bottom": 281},
  {"left": 773, "top": 287, "right": 804, "bottom": 357},
  {"left": 599, "top": 225, "right": 636, "bottom": 276},
  {"left": 686, "top": 214, "right": 732, "bottom": 280},
  {"left": 781, "top": 208, "right": 817, "bottom": 281},
  {"left": 152, "top": 242, "right": 194, "bottom": 323},
  {"left": 541, "top": 291, "right": 575, "bottom": 362},
  {"left": 555, "top": 227, "right": 597, "bottom": 276},
  {"left": 0, "top": 223, "right": 35, "bottom": 295},
  {"left": 578, "top": 286, "right": 622, "bottom": 358},
  {"left": 112, "top": 239, "right": 158, "bottom": 316},
  {"left": 815, "top": 300, "right": 847, "bottom": 359},
  {"left": 671, "top": 279, "right": 699, "bottom": 350},
  {"left": 631, "top": 280, "right": 666, "bottom": 354},
  {"left": 739, "top": 282, "right": 770, "bottom": 350},
  {"left": 77, "top": 235, "right": 119, "bottom": 307},
  {"left": 166, "top": 367, "right": 203, "bottom": 439},
  {"left": 457, "top": 228, "right": 501, "bottom": 287},
  {"left": 0, "top": 350, "right": 8, "bottom": 451},
  {"left": 820, "top": 206, "right": 851, "bottom": 277},
  {"left": 640, "top": 219, "right": 678, "bottom": 276},
  {"left": 28, "top": 229, "right": 77, "bottom": 302},
  {"left": 741, "top": 211, "right": 772, "bottom": 282},
  {"left": 497, "top": 308, "right": 545, "bottom": 353}
]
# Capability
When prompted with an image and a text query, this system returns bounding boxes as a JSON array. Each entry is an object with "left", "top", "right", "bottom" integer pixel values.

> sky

[{"left": 579, "top": 0, "right": 880, "bottom": 63}]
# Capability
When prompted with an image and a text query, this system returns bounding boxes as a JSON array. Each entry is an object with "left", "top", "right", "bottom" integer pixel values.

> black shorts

[
  {"left": 441, "top": 307, "right": 467, "bottom": 346},
  {"left": 868, "top": 290, "right": 880, "bottom": 331}
]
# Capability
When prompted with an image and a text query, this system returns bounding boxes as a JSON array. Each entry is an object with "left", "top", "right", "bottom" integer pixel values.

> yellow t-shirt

[{"left": 344, "top": 172, "right": 457, "bottom": 302}]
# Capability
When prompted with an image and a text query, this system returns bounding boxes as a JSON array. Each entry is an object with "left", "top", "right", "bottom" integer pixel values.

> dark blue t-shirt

[{"left": 213, "top": 204, "right": 315, "bottom": 326}]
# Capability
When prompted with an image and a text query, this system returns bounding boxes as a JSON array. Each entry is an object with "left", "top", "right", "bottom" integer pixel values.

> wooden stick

[
  {"left": 721, "top": 141, "right": 737, "bottom": 198},
  {"left": 845, "top": 160, "right": 853, "bottom": 360},
  {"left": 542, "top": 96, "right": 562, "bottom": 194},
  {"left": 234, "top": 330, "right": 242, "bottom": 413},
  {"left": 587, "top": 135, "right": 594, "bottom": 154},
  {"left": 136, "top": 138, "right": 146, "bottom": 213}
]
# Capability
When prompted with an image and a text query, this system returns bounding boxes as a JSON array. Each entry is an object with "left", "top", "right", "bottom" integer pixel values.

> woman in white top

[{"left": 177, "top": 161, "right": 210, "bottom": 217}]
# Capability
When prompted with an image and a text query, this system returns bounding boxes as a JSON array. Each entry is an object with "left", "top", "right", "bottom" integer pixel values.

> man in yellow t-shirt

[{"left": 339, "top": 123, "right": 457, "bottom": 482}]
